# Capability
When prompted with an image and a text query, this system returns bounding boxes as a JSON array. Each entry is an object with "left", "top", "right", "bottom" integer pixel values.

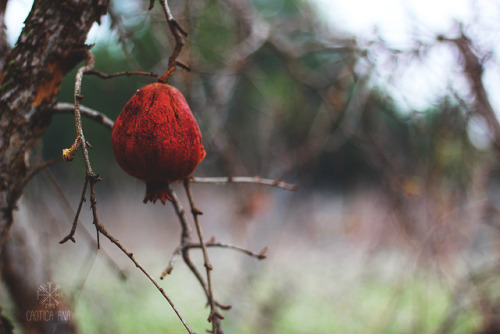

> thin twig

[
  {"left": 158, "top": 0, "right": 188, "bottom": 83},
  {"left": 184, "top": 179, "right": 223, "bottom": 330},
  {"left": 44, "top": 169, "right": 126, "bottom": 280},
  {"left": 176, "top": 60, "right": 191, "bottom": 72},
  {"left": 53, "top": 103, "right": 114, "bottom": 131},
  {"left": 166, "top": 186, "right": 210, "bottom": 295},
  {"left": 84, "top": 68, "right": 158, "bottom": 80},
  {"left": 165, "top": 185, "right": 230, "bottom": 333},
  {"left": 60, "top": 51, "right": 101, "bottom": 244},
  {"left": 188, "top": 242, "right": 268, "bottom": 260},
  {"left": 161, "top": 246, "right": 182, "bottom": 278},
  {"left": 60, "top": 177, "right": 88, "bottom": 244},
  {"left": 162, "top": 241, "right": 267, "bottom": 280},
  {"left": 88, "top": 217, "right": 195, "bottom": 333},
  {"left": 190, "top": 176, "right": 297, "bottom": 191}
]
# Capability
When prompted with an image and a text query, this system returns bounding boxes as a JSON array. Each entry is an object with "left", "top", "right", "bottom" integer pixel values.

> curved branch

[
  {"left": 157, "top": 0, "right": 188, "bottom": 83},
  {"left": 190, "top": 176, "right": 297, "bottom": 191},
  {"left": 53, "top": 103, "right": 114, "bottom": 130}
]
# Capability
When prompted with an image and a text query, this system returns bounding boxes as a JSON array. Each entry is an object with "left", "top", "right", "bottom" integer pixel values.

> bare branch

[
  {"left": 44, "top": 169, "right": 126, "bottom": 280},
  {"left": 157, "top": 0, "right": 188, "bottom": 83},
  {"left": 60, "top": 51, "right": 103, "bottom": 246},
  {"left": 166, "top": 186, "right": 231, "bottom": 326},
  {"left": 53, "top": 103, "right": 114, "bottom": 131},
  {"left": 161, "top": 246, "right": 182, "bottom": 278},
  {"left": 184, "top": 179, "right": 223, "bottom": 329},
  {"left": 66, "top": 53, "right": 96, "bottom": 172},
  {"left": 60, "top": 177, "right": 88, "bottom": 244},
  {"left": 440, "top": 29, "right": 500, "bottom": 153},
  {"left": 165, "top": 186, "right": 210, "bottom": 295},
  {"left": 91, "top": 221, "right": 195, "bottom": 334},
  {"left": 84, "top": 69, "right": 158, "bottom": 80},
  {"left": 190, "top": 176, "right": 297, "bottom": 191},
  {"left": 187, "top": 242, "right": 268, "bottom": 260}
]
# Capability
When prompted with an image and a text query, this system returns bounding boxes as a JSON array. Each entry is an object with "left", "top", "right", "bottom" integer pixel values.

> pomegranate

[{"left": 112, "top": 82, "right": 205, "bottom": 204}]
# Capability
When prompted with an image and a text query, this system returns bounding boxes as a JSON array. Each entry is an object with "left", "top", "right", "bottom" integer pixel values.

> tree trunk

[{"left": 0, "top": 1, "right": 110, "bottom": 332}]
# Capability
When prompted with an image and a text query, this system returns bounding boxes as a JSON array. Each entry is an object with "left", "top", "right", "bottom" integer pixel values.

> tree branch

[
  {"left": 165, "top": 186, "right": 210, "bottom": 295},
  {"left": 186, "top": 241, "right": 268, "bottom": 260},
  {"left": 190, "top": 176, "right": 297, "bottom": 191},
  {"left": 184, "top": 179, "right": 223, "bottom": 331},
  {"left": 440, "top": 29, "right": 500, "bottom": 153},
  {"left": 84, "top": 68, "right": 158, "bottom": 80},
  {"left": 44, "top": 169, "right": 126, "bottom": 280},
  {"left": 53, "top": 102, "right": 114, "bottom": 131},
  {"left": 157, "top": 0, "right": 188, "bottom": 83},
  {"left": 91, "top": 221, "right": 195, "bottom": 334}
]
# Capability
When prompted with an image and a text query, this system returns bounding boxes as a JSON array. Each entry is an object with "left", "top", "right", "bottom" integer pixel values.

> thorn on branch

[
  {"left": 176, "top": 61, "right": 191, "bottom": 72},
  {"left": 208, "top": 310, "right": 224, "bottom": 322},
  {"left": 216, "top": 302, "right": 232, "bottom": 310},
  {"left": 191, "top": 207, "right": 203, "bottom": 216}
]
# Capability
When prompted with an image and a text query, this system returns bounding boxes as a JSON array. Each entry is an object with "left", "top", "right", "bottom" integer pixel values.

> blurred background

[{"left": 3, "top": 0, "right": 500, "bottom": 333}]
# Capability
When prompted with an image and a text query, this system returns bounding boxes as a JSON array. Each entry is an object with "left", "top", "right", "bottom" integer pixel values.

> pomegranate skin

[{"left": 112, "top": 82, "right": 205, "bottom": 204}]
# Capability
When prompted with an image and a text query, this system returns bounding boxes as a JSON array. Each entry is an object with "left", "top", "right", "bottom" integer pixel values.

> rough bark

[
  {"left": 0, "top": 0, "right": 8, "bottom": 68},
  {"left": 0, "top": 0, "right": 110, "bottom": 332}
]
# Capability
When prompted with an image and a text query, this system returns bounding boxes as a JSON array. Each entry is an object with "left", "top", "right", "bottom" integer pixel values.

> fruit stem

[{"left": 157, "top": 0, "right": 188, "bottom": 83}]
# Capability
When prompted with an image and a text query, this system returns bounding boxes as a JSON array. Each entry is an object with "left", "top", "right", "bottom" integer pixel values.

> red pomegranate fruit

[{"left": 112, "top": 82, "right": 206, "bottom": 204}]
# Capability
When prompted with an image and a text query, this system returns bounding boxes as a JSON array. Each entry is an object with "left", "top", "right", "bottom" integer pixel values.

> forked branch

[
  {"left": 155, "top": 0, "right": 189, "bottom": 83},
  {"left": 184, "top": 179, "right": 223, "bottom": 331}
]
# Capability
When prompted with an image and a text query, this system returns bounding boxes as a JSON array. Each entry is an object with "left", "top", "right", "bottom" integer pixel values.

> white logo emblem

[{"left": 37, "top": 282, "right": 63, "bottom": 309}]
